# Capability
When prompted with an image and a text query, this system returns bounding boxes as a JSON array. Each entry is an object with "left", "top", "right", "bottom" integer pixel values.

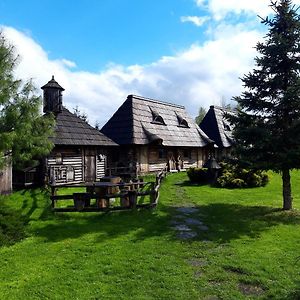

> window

[
  {"left": 150, "top": 107, "right": 166, "bottom": 125},
  {"left": 183, "top": 149, "right": 192, "bottom": 159},
  {"left": 158, "top": 148, "right": 167, "bottom": 159},
  {"left": 55, "top": 153, "right": 63, "bottom": 164},
  {"left": 177, "top": 114, "right": 189, "bottom": 128},
  {"left": 153, "top": 115, "right": 165, "bottom": 125}
]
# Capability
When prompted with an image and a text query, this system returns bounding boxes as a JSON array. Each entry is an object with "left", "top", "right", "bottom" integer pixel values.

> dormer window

[
  {"left": 150, "top": 108, "right": 166, "bottom": 125},
  {"left": 177, "top": 114, "right": 189, "bottom": 128},
  {"left": 223, "top": 121, "right": 231, "bottom": 131}
]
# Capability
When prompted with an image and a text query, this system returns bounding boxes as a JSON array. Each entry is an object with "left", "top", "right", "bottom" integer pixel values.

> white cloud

[
  {"left": 61, "top": 59, "right": 77, "bottom": 68},
  {"left": 196, "top": 0, "right": 300, "bottom": 20},
  {"left": 2, "top": 25, "right": 261, "bottom": 127},
  {"left": 180, "top": 16, "right": 210, "bottom": 27}
]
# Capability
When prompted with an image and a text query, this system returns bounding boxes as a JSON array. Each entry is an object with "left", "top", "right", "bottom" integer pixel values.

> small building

[
  {"left": 0, "top": 156, "right": 12, "bottom": 195},
  {"left": 13, "top": 164, "right": 42, "bottom": 188},
  {"left": 41, "top": 76, "right": 117, "bottom": 185},
  {"left": 199, "top": 105, "right": 234, "bottom": 159},
  {"left": 101, "top": 95, "right": 213, "bottom": 175}
]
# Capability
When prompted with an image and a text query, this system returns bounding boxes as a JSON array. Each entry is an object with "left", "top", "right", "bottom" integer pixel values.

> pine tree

[
  {"left": 0, "top": 32, "right": 54, "bottom": 170},
  {"left": 232, "top": 0, "right": 300, "bottom": 210},
  {"left": 195, "top": 106, "right": 207, "bottom": 124}
]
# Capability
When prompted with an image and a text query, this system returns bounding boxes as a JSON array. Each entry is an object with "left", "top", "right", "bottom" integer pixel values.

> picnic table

[{"left": 50, "top": 177, "right": 156, "bottom": 212}]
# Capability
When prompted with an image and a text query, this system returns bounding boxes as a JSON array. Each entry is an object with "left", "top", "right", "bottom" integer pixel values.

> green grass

[{"left": 0, "top": 172, "right": 299, "bottom": 299}]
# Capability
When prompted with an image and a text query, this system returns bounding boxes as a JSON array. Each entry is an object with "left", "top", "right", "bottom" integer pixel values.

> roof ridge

[
  {"left": 211, "top": 105, "right": 234, "bottom": 113},
  {"left": 128, "top": 94, "right": 185, "bottom": 109}
]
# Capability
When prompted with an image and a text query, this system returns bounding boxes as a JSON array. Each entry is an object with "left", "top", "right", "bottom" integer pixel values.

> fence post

[
  {"left": 51, "top": 185, "right": 57, "bottom": 209},
  {"left": 128, "top": 190, "right": 137, "bottom": 209}
]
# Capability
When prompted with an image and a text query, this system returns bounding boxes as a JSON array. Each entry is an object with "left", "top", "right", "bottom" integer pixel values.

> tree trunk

[{"left": 282, "top": 168, "right": 292, "bottom": 210}]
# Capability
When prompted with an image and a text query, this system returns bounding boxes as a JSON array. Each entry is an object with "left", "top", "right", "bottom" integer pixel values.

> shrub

[
  {"left": 216, "top": 162, "right": 269, "bottom": 189},
  {"left": 231, "top": 178, "right": 246, "bottom": 188},
  {"left": 187, "top": 167, "right": 210, "bottom": 184}
]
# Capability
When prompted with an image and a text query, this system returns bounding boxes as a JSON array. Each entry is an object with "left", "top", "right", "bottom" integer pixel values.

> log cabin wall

[
  {"left": 106, "top": 146, "right": 211, "bottom": 176},
  {"left": 147, "top": 146, "right": 209, "bottom": 172},
  {"left": 47, "top": 147, "right": 83, "bottom": 184},
  {"left": 96, "top": 153, "right": 106, "bottom": 180},
  {"left": 136, "top": 146, "right": 149, "bottom": 173},
  {"left": 148, "top": 146, "right": 167, "bottom": 173},
  {"left": 0, "top": 158, "right": 12, "bottom": 194},
  {"left": 177, "top": 148, "right": 198, "bottom": 169},
  {"left": 46, "top": 146, "right": 107, "bottom": 185},
  {"left": 200, "top": 147, "right": 210, "bottom": 167}
]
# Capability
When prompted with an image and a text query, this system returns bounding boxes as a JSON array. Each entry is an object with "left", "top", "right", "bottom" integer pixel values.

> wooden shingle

[
  {"left": 101, "top": 95, "right": 212, "bottom": 147},
  {"left": 199, "top": 105, "right": 233, "bottom": 148},
  {"left": 50, "top": 107, "right": 117, "bottom": 146}
]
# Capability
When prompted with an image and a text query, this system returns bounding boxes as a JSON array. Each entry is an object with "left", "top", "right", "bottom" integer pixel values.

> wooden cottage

[
  {"left": 42, "top": 76, "right": 117, "bottom": 185},
  {"left": 199, "top": 105, "right": 234, "bottom": 159},
  {"left": 0, "top": 156, "right": 12, "bottom": 195},
  {"left": 101, "top": 95, "right": 213, "bottom": 175}
]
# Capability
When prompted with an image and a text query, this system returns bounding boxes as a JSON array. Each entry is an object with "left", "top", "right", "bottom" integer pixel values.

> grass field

[{"left": 0, "top": 171, "right": 299, "bottom": 299}]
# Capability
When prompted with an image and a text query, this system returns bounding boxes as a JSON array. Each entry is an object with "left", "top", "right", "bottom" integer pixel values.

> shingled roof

[
  {"left": 101, "top": 95, "right": 212, "bottom": 147},
  {"left": 199, "top": 105, "right": 234, "bottom": 148},
  {"left": 41, "top": 76, "right": 65, "bottom": 90},
  {"left": 50, "top": 107, "right": 117, "bottom": 146}
]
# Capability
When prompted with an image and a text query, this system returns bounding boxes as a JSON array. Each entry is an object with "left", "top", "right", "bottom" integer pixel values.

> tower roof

[{"left": 41, "top": 76, "right": 65, "bottom": 91}]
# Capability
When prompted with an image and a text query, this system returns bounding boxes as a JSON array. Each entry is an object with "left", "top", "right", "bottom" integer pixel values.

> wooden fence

[{"left": 50, "top": 169, "right": 167, "bottom": 213}]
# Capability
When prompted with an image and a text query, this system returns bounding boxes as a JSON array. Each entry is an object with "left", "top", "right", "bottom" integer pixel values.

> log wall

[
  {"left": 96, "top": 155, "right": 106, "bottom": 180},
  {"left": 47, "top": 147, "right": 107, "bottom": 184},
  {"left": 148, "top": 147, "right": 167, "bottom": 173},
  {"left": 47, "top": 154, "right": 83, "bottom": 184},
  {"left": 0, "top": 158, "right": 12, "bottom": 194}
]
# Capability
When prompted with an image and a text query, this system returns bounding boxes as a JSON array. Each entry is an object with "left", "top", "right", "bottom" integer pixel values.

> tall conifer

[
  {"left": 232, "top": 0, "right": 300, "bottom": 210},
  {"left": 0, "top": 32, "right": 54, "bottom": 169}
]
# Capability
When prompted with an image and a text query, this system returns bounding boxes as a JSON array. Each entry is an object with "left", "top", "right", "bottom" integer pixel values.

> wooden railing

[{"left": 49, "top": 168, "right": 167, "bottom": 213}]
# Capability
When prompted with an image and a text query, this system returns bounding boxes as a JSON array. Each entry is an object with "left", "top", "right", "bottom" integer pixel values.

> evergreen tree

[
  {"left": 73, "top": 106, "right": 88, "bottom": 123},
  {"left": 195, "top": 106, "right": 207, "bottom": 124},
  {"left": 232, "top": 0, "right": 300, "bottom": 210},
  {"left": 0, "top": 32, "right": 54, "bottom": 170}
]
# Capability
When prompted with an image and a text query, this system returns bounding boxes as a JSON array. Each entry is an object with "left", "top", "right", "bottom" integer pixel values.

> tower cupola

[{"left": 41, "top": 76, "right": 65, "bottom": 113}]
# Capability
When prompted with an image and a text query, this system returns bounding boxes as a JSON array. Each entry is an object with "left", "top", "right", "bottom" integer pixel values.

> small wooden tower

[
  {"left": 41, "top": 75, "right": 65, "bottom": 114},
  {"left": 40, "top": 76, "right": 117, "bottom": 185}
]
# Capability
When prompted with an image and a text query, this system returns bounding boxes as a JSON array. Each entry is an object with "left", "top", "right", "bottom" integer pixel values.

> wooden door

[{"left": 85, "top": 155, "right": 96, "bottom": 182}]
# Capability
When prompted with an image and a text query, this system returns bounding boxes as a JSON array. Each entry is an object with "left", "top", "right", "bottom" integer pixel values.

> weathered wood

[
  {"left": 49, "top": 176, "right": 162, "bottom": 212},
  {"left": 73, "top": 193, "right": 91, "bottom": 211},
  {"left": 0, "top": 157, "right": 12, "bottom": 195},
  {"left": 53, "top": 203, "right": 154, "bottom": 213}
]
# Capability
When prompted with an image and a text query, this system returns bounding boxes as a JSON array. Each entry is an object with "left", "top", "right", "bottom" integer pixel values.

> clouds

[
  {"left": 180, "top": 16, "right": 210, "bottom": 27},
  {"left": 2, "top": 13, "right": 262, "bottom": 127},
  {"left": 195, "top": 0, "right": 300, "bottom": 20}
]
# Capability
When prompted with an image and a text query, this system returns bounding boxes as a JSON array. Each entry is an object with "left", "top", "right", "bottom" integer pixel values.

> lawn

[{"left": 0, "top": 171, "right": 299, "bottom": 299}]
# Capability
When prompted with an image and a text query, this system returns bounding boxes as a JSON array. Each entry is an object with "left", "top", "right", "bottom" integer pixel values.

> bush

[
  {"left": 187, "top": 168, "right": 210, "bottom": 184},
  {"left": 216, "top": 162, "right": 269, "bottom": 189}
]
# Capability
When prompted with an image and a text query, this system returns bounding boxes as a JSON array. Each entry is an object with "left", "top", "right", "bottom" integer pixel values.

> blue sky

[
  {"left": 0, "top": 0, "right": 210, "bottom": 70},
  {"left": 2, "top": 0, "right": 296, "bottom": 126}
]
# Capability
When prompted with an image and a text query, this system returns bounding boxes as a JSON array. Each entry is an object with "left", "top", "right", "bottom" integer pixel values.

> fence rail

[{"left": 50, "top": 169, "right": 167, "bottom": 212}]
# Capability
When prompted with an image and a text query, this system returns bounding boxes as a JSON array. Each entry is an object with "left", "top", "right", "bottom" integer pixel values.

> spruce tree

[
  {"left": 0, "top": 32, "right": 54, "bottom": 170},
  {"left": 195, "top": 106, "right": 207, "bottom": 124},
  {"left": 232, "top": 0, "right": 300, "bottom": 210}
]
